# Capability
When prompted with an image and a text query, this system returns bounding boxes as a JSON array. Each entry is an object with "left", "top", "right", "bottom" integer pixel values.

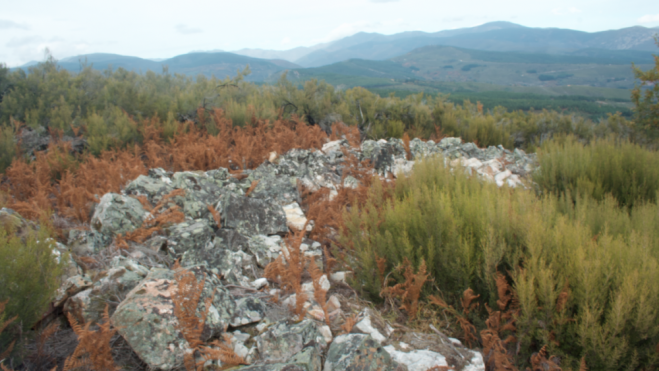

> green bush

[
  {"left": 340, "top": 155, "right": 659, "bottom": 370},
  {"left": 0, "top": 125, "right": 15, "bottom": 173},
  {"left": 0, "top": 217, "right": 64, "bottom": 332},
  {"left": 534, "top": 135, "right": 659, "bottom": 208}
]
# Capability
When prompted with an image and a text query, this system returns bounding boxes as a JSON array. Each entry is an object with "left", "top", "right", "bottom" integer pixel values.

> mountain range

[{"left": 11, "top": 21, "right": 658, "bottom": 87}]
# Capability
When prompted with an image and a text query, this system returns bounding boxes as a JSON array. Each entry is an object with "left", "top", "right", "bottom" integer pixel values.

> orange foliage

[
  {"left": 2, "top": 109, "right": 335, "bottom": 230},
  {"left": 64, "top": 305, "right": 119, "bottom": 371},
  {"left": 380, "top": 258, "right": 429, "bottom": 320},
  {"left": 402, "top": 132, "right": 411, "bottom": 160}
]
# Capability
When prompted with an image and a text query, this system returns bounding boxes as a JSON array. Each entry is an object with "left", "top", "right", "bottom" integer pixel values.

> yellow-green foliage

[
  {"left": 0, "top": 125, "right": 15, "bottom": 173},
  {"left": 0, "top": 59, "right": 636, "bottom": 172},
  {"left": 0, "top": 219, "right": 64, "bottom": 331},
  {"left": 341, "top": 155, "right": 659, "bottom": 370},
  {"left": 534, "top": 135, "right": 659, "bottom": 208}
]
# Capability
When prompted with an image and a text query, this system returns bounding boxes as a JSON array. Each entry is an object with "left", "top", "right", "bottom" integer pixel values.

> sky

[{"left": 1, "top": 0, "right": 658, "bottom": 67}]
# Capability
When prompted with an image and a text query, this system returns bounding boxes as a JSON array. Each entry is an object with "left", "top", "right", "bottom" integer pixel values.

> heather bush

[
  {"left": 340, "top": 156, "right": 659, "bottom": 370},
  {"left": 534, "top": 135, "right": 659, "bottom": 208},
  {"left": 0, "top": 219, "right": 64, "bottom": 332}
]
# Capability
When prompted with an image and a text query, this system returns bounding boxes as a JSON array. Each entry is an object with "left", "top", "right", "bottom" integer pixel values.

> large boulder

[
  {"left": 91, "top": 193, "right": 146, "bottom": 236},
  {"left": 237, "top": 346, "right": 322, "bottom": 371},
  {"left": 360, "top": 139, "right": 406, "bottom": 176},
  {"left": 111, "top": 265, "right": 235, "bottom": 370},
  {"left": 248, "top": 163, "right": 301, "bottom": 206},
  {"left": 221, "top": 194, "right": 288, "bottom": 236}
]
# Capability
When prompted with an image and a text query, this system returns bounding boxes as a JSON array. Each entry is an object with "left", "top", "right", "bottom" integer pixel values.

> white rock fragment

[
  {"left": 463, "top": 352, "right": 486, "bottom": 371},
  {"left": 329, "top": 271, "right": 353, "bottom": 284},
  {"left": 302, "top": 275, "right": 331, "bottom": 295},
  {"left": 354, "top": 315, "right": 387, "bottom": 344},
  {"left": 461, "top": 157, "right": 483, "bottom": 169},
  {"left": 282, "top": 202, "right": 308, "bottom": 231},
  {"left": 448, "top": 337, "right": 462, "bottom": 346},
  {"left": 250, "top": 278, "right": 268, "bottom": 290},
  {"left": 327, "top": 295, "right": 341, "bottom": 312},
  {"left": 268, "top": 151, "right": 277, "bottom": 162},
  {"left": 383, "top": 346, "right": 450, "bottom": 371},
  {"left": 494, "top": 169, "right": 512, "bottom": 187},
  {"left": 319, "top": 325, "right": 333, "bottom": 344}
]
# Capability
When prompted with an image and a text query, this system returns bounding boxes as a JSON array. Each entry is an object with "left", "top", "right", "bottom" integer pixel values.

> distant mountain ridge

[{"left": 16, "top": 52, "right": 301, "bottom": 82}]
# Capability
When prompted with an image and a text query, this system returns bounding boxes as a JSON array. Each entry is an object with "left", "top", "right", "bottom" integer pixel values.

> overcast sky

[{"left": 1, "top": 0, "right": 658, "bottom": 67}]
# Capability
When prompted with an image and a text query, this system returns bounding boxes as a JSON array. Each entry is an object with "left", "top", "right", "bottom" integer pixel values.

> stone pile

[{"left": 31, "top": 137, "right": 537, "bottom": 370}]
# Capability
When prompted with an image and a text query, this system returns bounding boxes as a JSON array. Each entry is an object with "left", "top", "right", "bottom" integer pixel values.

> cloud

[
  {"left": 281, "top": 37, "right": 291, "bottom": 45},
  {"left": 551, "top": 7, "right": 581, "bottom": 16},
  {"left": 638, "top": 14, "right": 659, "bottom": 24},
  {"left": 369, "top": 0, "right": 400, "bottom": 2},
  {"left": 175, "top": 24, "right": 203, "bottom": 35},
  {"left": 0, "top": 19, "right": 29, "bottom": 30},
  {"left": 6, "top": 36, "right": 43, "bottom": 48}
]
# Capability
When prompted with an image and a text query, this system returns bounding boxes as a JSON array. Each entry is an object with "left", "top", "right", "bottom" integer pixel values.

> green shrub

[
  {"left": 0, "top": 218, "right": 64, "bottom": 331},
  {"left": 340, "top": 155, "right": 659, "bottom": 369},
  {"left": 0, "top": 125, "right": 15, "bottom": 173},
  {"left": 534, "top": 135, "right": 659, "bottom": 208}
]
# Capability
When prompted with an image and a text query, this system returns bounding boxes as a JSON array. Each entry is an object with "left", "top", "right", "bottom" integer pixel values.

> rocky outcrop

[{"left": 47, "top": 136, "right": 539, "bottom": 370}]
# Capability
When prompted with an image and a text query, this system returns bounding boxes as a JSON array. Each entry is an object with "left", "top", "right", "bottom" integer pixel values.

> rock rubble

[{"left": 32, "top": 136, "right": 538, "bottom": 370}]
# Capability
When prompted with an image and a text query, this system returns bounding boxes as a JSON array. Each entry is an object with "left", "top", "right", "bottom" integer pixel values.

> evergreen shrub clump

[{"left": 340, "top": 150, "right": 659, "bottom": 370}]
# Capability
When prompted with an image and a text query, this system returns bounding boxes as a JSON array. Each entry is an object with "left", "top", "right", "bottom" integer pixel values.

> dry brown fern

[
  {"left": 64, "top": 305, "right": 118, "bottom": 371},
  {"left": 380, "top": 258, "right": 429, "bottom": 320},
  {"left": 429, "top": 295, "right": 478, "bottom": 348},
  {"left": 341, "top": 313, "right": 359, "bottom": 334},
  {"left": 264, "top": 228, "right": 308, "bottom": 319},
  {"left": 245, "top": 180, "right": 260, "bottom": 197},
  {"left": 528, "top": 345, "right": 561, "bottom": 371},
  {"left": 172, "top": 267, "right": 217, "bottom": 371},
  {"left": 324, "top": 246, "right": 337, "bottom": 276},
  {"left": 199, "top": 334, "right": 248, "bottom": 368},
  {"left": 402, "top": 132, "right": 411, "bottom": 160},
  {"left": 462, "top": 288, "right": 481, "bottom": 315},
  {"left": 207, "top": 204, "right": 222, "bottom": 228}
]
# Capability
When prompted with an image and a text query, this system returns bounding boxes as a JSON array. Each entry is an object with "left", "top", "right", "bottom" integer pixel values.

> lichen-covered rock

[
  {"left": 54, "top": 275, "right": 92, "bottom": 307},
  {"left": 222, "top": 194, "right": 288, "bottom": 236},
  {"left": 255, "top": 319, "right": 326, "bottom": 364},
  {"left": 67, "top": 229, "right": 112, "bottom": 255},
  {"left": 63, "top": 288, "right": 94, "bottom": 324},
  {"left": 181, "top": 246, "right": 255, "bottom": 286},
  {"left": 230, "top": 296, "right": 268, "bottom": 327},
  {"left": 248, "top": 235, "right": 284, "bottom": 267},
  {"left": 215, "top": 229, "right": 250, "bottom": 252},
  {"left": 409, "top": 138, "right": 438, "bottom": 160},
  {"left": 324, "top": 334, "right": 400, "bottom": 371},
  {"left": 111, "top": 265, "right": 235, "bottom": 370},
  {"left": 360, "top": 140, "right": 406, "bottom": 175},
  {"left": 438, "top": 137, "right": 462, "bottom": 150},
  {"left": 170, "top": 171, "right": 226, "bottom": 219},
  {"left": 248, "top": 162, "right": 301, "bottom": 206},
  {"left": 124, "top": 169, "right": 175, "bottom": 205},
  {"left": 166, "top": 219, "right": 214, "bottom": 255},
  {"left": 237, "top": 345, "right": 321, "bottom": 371},
  {"left": 91, "top": 193, "right": 146, "bottom": 236}
]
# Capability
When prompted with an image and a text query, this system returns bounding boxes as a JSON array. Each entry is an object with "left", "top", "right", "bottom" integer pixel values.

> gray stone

[
  {"left": 237, "top": 345, "right": 321, "bottom": 371},
  {"left": 181, "top": 245, "right": 255, "bottom": 286},
  {"left": 324, "top": 334, "right": 399, "bottom": 371},
  {"left": 222, "top": 194, "right": 288, "bottom": 236},
  {"left": 166, "top": 219, "right": 214, "bottom": 255},
  {"left": 91, "top": 193, "right": 146, "bottom": 236},
  {"left": 255, "top": 319, "right": 326, "bottom": 364},
  {"left": 248, "top": 235, "right": 284, "bottom": 267},
  {"left": 360, "top": 140, "right": 406, "bottom": 176},
  {"left": 438, "top": 137, "right": 462, "bottom": 150},
  {"left": 67, "top": 229, "right": 112, "bottom": 255},
  {"left": 111, "top": 265, "right": 235, "bottom": 370},
  {"left": 230, "top": 296, "right": 268, "bottom": 327},
  {"left": 124, "top": 170, "right": 174, "bottom": 206},
  {"left": 170, "top": 171, "right": 226, "bottom": 219},
  {"left": 215, "top": 229, "right": 250, "bottom": 252},
  {"left": 248, "top": 163, "right": 301, "bottom": 206}
]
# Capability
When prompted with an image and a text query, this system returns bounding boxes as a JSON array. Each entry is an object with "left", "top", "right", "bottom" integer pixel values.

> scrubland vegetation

[{"left": 0, "top": 47, "right": 658, "bottom": 370}]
